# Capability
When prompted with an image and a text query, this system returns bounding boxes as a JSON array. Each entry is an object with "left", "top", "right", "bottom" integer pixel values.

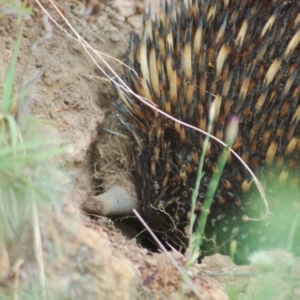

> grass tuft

[{"left": 0, "top": 7, "right": 67, "bottom": 299}]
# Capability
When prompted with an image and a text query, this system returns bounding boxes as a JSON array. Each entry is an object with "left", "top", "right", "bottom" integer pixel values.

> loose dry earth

[{"left": 0, "top": 1, "right": 299, "bottom": 299}]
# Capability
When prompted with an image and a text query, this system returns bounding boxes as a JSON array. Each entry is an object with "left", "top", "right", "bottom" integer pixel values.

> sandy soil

[{"left": 0, "top": 1, "right": 299, "bottom": 299}]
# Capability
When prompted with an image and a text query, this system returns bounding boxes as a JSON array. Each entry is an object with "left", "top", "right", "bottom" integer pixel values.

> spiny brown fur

[{"left": 98, "top": 0, "right": 300, "bottom": 262}]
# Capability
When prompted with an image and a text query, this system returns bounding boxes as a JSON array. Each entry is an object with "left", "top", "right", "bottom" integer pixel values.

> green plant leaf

[{"left": 2, "top": 23, "right": 23, "bottom": 113}]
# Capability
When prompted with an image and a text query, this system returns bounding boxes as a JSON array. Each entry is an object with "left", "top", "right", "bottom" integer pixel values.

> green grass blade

[
  {"left": 2, "top": 23, "right": 23, "bottom": 113},
  {"left": 4, "top": 113, "right": 19, "bottom": 154}
]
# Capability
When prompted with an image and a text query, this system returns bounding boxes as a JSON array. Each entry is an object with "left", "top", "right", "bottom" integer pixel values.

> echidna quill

[{"left": 84, "top": 0, "right": 300, "bottom": 263}]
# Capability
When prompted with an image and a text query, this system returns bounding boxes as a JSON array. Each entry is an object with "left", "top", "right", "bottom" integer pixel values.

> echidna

[{"left": 85, "top": 0, "right": 300, "bottom": 263}]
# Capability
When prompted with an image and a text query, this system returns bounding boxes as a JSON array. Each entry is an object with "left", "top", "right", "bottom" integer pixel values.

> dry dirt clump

[
  {"left": 1, "top": 202, "right": 138, "bottom": 300},
  {"left": 0, "top": 0, "right": 299, "bottom": 299}
]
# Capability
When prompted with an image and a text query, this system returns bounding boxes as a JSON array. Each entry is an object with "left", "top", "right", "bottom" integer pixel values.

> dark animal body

[{"left": 107, "top": 0, "right": 300, "bottom": 262}]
